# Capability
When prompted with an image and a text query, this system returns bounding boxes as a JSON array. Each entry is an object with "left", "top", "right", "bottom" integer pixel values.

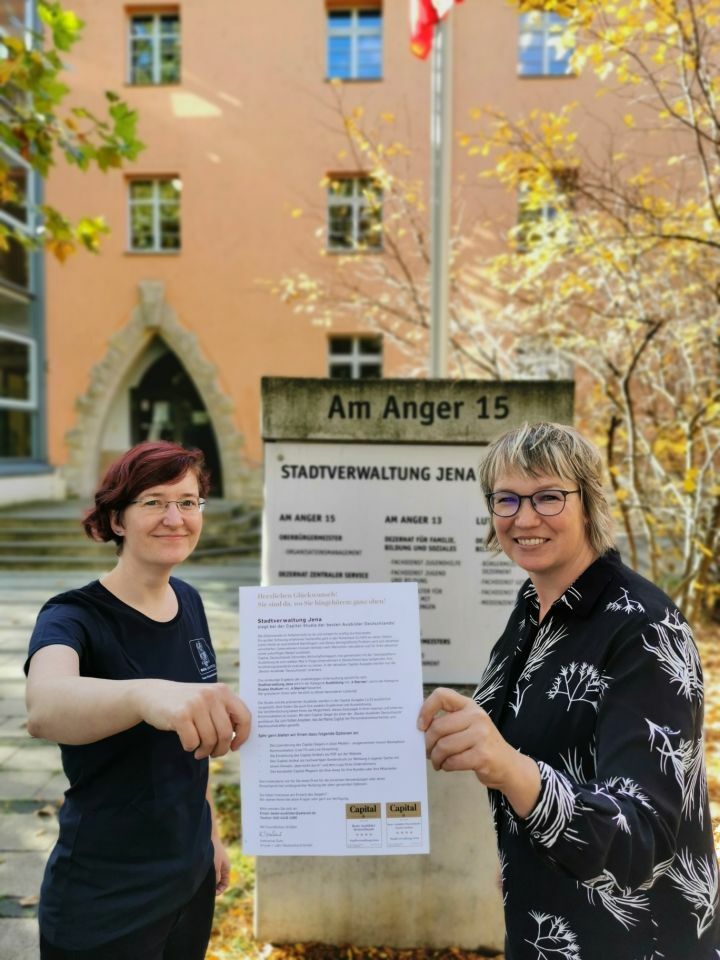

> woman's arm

[
  {"left": 206, "top": 783, "right": 231, "bottom": 895},
  {"left": 420, "top": 613, "right": 705, "bottom": 892},
  {"left": 26, "top": 644, "right": 251, "bottom": 759},
  {"left": 511, "top": 622, "right": 696, "bottom": 890}
]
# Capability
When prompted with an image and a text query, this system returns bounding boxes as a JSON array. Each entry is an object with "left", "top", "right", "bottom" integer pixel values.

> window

[
  {"left": 0, "top": 145, "right": 34, "bottom": 293},
  {"left": 327, "top": 8, "right": 382, "bottom": 80},
  {"left": 0, "top": 2, "right": 42, "bottom": 462},
  {"left": 516, "top": 168, "right": 576, "bottom": 249},
  {"left": 0, "top": 297, "right": 36, "bottom": 458},
  {"left": 0, "top": 0, "right": 32, "bottom": 53},
  {"left": 327, "top": 176, "right": 382, "bottom": 252},
  {"left": 328, "top": 335, "right": 382, "bottom": 379},
  {"left": 515, "top": 335, "right": 572, "bottom": 379},
  {"left": 518, "top": 11, "right": 572, "bottom": 77},
  {"left": 0, "top": 234, "right": 28, "bottom": 290},
  {"left": 0, "top": 145, "right": 34, "bottom": 236},
  {"left": 0, "top": 331, "right": 34, "bottom": 405},
  {"left": 128, "top": 178, "right": 181, "bottom": 252},
  {"left": 128, "top": 11, "right": 180, "bottom": 85}
]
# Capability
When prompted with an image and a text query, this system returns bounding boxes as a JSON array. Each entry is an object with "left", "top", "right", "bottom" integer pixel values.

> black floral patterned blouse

[{"left": 474, "top": 550, "right": 720, "bottom": 960}]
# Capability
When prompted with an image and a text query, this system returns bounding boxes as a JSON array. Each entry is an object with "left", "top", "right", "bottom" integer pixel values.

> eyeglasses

[
  {"left": 128, "top": 497, "right": 206, "bottom": 514},
  {"left": 486, "top": 489, "right": 580, "bottom": 518}
]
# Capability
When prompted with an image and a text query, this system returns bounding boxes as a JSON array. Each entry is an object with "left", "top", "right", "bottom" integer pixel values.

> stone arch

[{"left": 63, "top": 280, "right": 247, "bottom": 500}]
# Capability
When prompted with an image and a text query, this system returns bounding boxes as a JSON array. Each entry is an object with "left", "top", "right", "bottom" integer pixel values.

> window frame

[
  {"left": 326, "top": 175, "right": 383, "bottom": 253},
  {"left": 327, "top": 335, "right": 383, "bottom": 379},
  {"left": 326, "top": 6, "right": 383, "bottom": 81},
  {"left": 517, "top": 10, "right": 573, "bottom": 78},
  {"left": 515, "top": 167, "right": 577, "bottom": 250},
  {"left": 0, "top": 0, "right": 34, "bottom": 57},
  {"left": 0, "top": 1, "right": 44, "bottom": 464},
  {"left": 127, "top": 9, "right": 181, "bottom": 86},
  {"left": 0, "top": 144, "right": 35, "bottom": 237},
  {"left": 0, "top": 145, "right": 35, "bottom": 295},
  {"left": 0, "top": 329, "right": 37, "bottom": 411},
  {"left": 127, "top": 176, "right": 182, "bottom": 254}
]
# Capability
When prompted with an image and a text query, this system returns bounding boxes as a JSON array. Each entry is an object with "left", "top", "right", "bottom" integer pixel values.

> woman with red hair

[{"left": 25, "top": 441, "right": 251, "bottom": 960}]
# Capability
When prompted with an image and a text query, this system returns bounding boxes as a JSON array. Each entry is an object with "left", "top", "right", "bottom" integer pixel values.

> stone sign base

[{"left": 255, "top": 766, "right": 504, "bottom": 951}]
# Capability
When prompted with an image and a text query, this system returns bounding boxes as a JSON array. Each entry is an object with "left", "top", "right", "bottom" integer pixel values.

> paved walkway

[{"left": 0, "top": 560, "right": 260, "bottom": 959}]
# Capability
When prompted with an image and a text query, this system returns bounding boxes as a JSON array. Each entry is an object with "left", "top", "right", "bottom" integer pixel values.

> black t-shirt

[
  {"left": 473, "top": 550, "right": 720, "bottom": 959},
  {"left": 25, "top": 578, "right": 218, "bottom": 950}
]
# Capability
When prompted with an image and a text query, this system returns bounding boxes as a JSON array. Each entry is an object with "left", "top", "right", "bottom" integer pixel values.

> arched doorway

[
  {"left": 64, "top": 281, "right": 247, "bottom": 501},
  {"left": 130, "top": 350, "right": 224, "bottom": 496}
]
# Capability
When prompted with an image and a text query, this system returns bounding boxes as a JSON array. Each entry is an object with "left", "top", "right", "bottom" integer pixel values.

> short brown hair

[
  {"left": 83, "top": 441, "right": 210, "bottom": 550},
  {"left": 478, "top": 421, "right": 615, "bottom": 556}
]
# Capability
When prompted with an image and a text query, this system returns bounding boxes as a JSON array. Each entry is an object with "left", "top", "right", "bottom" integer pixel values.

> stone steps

[
  {"left": 0, "top": 520, "right": 258, "bottom": 538},
  {"left": 0, "top": 501, "right": 261, "bottom": 569},
  {"left": 0, "top": 535, "right": 260, "bottom": 556}
]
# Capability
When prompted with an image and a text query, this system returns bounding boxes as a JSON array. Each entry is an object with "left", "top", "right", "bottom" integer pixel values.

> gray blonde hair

[{"left": 478, "top": 421, "right": 615, "bottom": 556}]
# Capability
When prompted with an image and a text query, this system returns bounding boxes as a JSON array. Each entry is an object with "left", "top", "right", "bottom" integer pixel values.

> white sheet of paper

[{"left": 239, "top": 581, "right": 429, "bottom": 856}]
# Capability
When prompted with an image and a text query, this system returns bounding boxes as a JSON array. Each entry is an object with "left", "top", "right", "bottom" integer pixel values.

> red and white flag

[{"left": 410, "top": 0, "right": 464, "bottom": 59}]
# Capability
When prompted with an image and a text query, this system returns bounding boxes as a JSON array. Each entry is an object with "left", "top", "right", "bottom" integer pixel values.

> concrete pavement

[{"left": 0, "top": 560, "right": 260, "bottom": 959}]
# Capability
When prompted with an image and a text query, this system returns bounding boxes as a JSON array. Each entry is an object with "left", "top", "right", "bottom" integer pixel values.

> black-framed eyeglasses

[
  {"left": 486, "top": 489, "right": 580, "bottom": 518},
  {"left": 128, "top": 497, "right": 206, "bottom": 514}
]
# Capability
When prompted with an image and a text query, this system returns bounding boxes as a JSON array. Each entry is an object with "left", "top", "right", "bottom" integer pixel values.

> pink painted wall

[{"left": 45, "top": 0, "right": 619, "bottom": 472}]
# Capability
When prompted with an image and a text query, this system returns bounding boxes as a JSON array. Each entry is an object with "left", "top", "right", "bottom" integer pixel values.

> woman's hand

[
  {"left": 134, "top": 680, "right": 252, "bottom": 759},
  {"left": 418, "top": 687, "right": 541, "bottom": 817},
  {"left": 418, "top": 687, "right": 514, "bottom": 782},
  {"left": 212, "top": 835, "right": 231, "bottom": 896},
  {"left": 26, "top": 647, "right": 252, "bottom": 756}
]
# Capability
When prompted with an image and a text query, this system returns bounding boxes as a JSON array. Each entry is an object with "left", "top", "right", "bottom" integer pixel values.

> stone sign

[
  {"left": 262, "top": 378, "right": 574, "bottom": 683},
  {"left": 255, "top": 377, "right": 573, "bottom": 950}
]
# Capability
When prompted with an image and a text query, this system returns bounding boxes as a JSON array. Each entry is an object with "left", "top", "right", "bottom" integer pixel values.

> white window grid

[
  {"left": 0, "top": 329, "right": 36, "bottom": 409},
  {"left": 518, "top": 11, "right": 572, "bottom": 77},
  {"left": 0, "top": 0, "right": 34, "bottom": 57},
  {"left": 327, "top": 8, "right": 382, "bottom": 79},
  {"left": 0, "top": 144, "right": 34, "bottom": 236},
  {"left": 518, "top": 181, "right": 558, "bottom": 224},
  {"left": 127, "top": 11, "right": 180, "bottom": 85},
  {"left": 326, "top": 177, "right": 382, "bottom": 252},
  {"left": 328, "top": 336, "right": 382, "bottom": 379},
  {"left": 127, "top": 178, "right": 181, "bottom": 253},
  {"left": 516, "top": 171, "right": 575, "bottom": 249}
]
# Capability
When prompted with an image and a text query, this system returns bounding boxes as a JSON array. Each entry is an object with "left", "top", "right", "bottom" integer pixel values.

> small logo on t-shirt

[{"left": 189, "top": 638, "right": 217, "bottom": 680}]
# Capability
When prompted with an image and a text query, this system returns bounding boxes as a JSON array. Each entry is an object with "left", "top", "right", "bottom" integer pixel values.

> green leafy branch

[{"left": 0, "top": 1, "right": 144, "bottom": 261}]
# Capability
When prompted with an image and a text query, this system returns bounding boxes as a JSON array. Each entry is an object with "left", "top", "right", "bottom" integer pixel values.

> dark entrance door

[{"left": 130, "top": 350, "right": 223, "bottom": 496}]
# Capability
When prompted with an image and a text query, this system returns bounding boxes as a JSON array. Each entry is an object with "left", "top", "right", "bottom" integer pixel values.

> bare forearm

[
  {"left": 206, "top": 783, "right": 221, "bottom": 839},
  {"left": 207, "top": 780, "right": 231, "bottom": 894},
  {"left": 27, "top": 660, "right": 251, "bottom": 756},
  {"left": 26, "top": 676, "right": 152, "bottom": 744}
]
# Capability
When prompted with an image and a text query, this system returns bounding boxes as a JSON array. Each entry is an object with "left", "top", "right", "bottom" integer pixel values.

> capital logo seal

[{"left": 189, "top": 637, "right": 217, "bottom": 680}]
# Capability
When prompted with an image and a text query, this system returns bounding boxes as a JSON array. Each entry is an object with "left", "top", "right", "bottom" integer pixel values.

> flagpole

[{"left": 429, "top": 14, "right": 452, "bottom": 378}]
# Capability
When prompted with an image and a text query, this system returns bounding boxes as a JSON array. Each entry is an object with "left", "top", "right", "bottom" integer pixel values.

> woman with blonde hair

[{"left": 419, "top": 421, "right": 719, "bottom": 958}]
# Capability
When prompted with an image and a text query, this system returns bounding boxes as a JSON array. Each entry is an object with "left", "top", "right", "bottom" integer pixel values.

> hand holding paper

[{"left": 419, "top": 685, "right": 541, "bottom": 818}]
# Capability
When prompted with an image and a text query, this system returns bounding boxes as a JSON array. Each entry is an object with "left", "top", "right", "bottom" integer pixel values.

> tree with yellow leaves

[
  {"left": 472, "top": 0, "right": 720, "bottom": 616},
  {"left": 274, "top": 1, "right": 719, "bottom": 616}
]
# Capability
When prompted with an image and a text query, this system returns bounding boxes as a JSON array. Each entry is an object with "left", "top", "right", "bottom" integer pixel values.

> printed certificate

[{"left": 239, "top": 581, "right": 429, "bottom": 856}]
